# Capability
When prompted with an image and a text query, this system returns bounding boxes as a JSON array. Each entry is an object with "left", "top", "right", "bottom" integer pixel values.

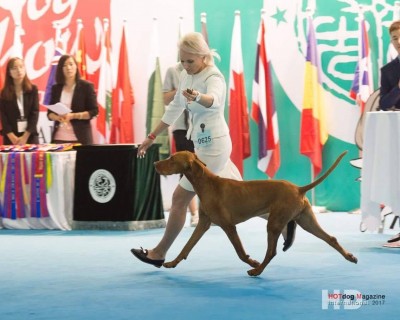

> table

[
  {"left": 0, "top": 145, "right": 165, "bottom": 230},
  {"left": 0, "top": 151, "right": 76, "bottom": 230},
  {"left": 361, "top": 111, "right": 400, "bottom": 231},
  {"left": 72, "top": 144, "right": 165, "bottom": 230}
]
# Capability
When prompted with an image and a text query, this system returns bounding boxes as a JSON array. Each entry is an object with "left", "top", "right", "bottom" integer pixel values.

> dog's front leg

[
  {"left": 221, "top": 225, "right": 260, "bottom": 269},
  {"left": 163, "top": 213, "right": 211, "bottom": 268},
  {"left": 248, "top": 220, "right": 282, "bottom": 277}
]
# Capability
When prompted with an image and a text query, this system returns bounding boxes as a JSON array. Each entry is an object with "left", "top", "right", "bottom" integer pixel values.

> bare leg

[
  {"left": 189, "top": 196, "right": 199, "bottom": 226},
  {"left": 146, "top": 185, "right": 195, "bottom": 260},
  {"left": 188, "top": 196, "right": 198, "bottom": 215}
]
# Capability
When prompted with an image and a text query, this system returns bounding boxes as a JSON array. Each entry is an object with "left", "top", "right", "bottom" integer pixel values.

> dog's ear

[{"left": 194, "top": 154, "right": 207, "bottom": 167}]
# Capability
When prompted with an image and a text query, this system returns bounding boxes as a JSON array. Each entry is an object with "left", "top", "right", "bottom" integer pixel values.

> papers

[{"left": 44, "top": 102, "right": 71, "bottom": 115}]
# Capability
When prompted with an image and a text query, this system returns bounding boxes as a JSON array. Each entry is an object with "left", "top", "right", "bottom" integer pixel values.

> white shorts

[{"left": 179, "top": 135, "right": 242, "bottom": 192}]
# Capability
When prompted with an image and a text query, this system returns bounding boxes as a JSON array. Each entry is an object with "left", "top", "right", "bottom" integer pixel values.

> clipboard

[{"left": 44, "top": 102, "right": 72, "bottom": 115}]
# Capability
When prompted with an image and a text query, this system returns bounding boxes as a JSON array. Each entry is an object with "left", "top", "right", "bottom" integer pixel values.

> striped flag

[
  {"left": 251, "top": 12, "right": 280, "bottom": 178},
  {"left": 96, "top": 18, "right": 113, "bottom": 142},
  {"left": 300, "top": 17, "right": 328, "bottom": 176},
  {"left": 146, "top": 18, "right": 169, "bottom": 159},
  {"left": 75, "top": 19, "right": 87, "bottom": 80},
  {"left": 349, "top": 16, "right": 373, "bottom": 113},
  {"left": 229, "top": 11, "right": 250, "bottom": 175},
  {"left": 110, "top": 25, "right": 134, "bottom": 143}
]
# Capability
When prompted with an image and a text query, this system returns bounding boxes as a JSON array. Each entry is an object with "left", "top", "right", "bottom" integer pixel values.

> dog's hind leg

[
  {"left": 295, "top": 206, "right": 358, "bottom": 264},
  {"left": 220, "top": 224, "right": 260, "bottom": 268},
  {"left": 163, "top": 211, "right": 212, "bottom": 268},
  {"left": 259, "top": 214, "right": 297, "bottom": 252}
]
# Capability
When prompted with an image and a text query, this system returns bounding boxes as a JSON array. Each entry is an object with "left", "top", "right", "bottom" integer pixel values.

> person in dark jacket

[
  {"left": 47, "top": 54, "right": 98, "bottom": 145},
  {"left": 0, "top": 57, "right": 39, "bottom": 145}
]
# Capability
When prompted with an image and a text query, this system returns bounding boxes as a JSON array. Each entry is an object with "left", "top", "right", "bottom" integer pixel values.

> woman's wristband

[{"left": 147, "top": 133, "right": 156, "bottom": 140}]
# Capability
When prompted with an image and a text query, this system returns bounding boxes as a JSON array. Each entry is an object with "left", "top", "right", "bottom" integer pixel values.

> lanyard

[{"left": 17, "top": 93, "right": 24, "bottom": 119}]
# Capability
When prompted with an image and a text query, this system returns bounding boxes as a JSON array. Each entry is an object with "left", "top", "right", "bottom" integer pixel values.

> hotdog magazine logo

[
  {"left": 321, "top": 289, "right": 386, "bottom": 310},
  {"left": 265, "top": 0, "right": 397, "bottom": 144}
]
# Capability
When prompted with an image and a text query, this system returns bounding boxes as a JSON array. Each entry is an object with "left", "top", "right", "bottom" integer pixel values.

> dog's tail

[{"left": 298, "top": 151, "right": 347, "bottom": 194}]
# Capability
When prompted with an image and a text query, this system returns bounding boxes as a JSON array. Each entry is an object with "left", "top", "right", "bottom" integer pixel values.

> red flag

[
  {"left": 300, "top": 17, "right": 328, "bottom": 176},
  {"left": 110, "top": 26, "right": 134, "bottom": 143},
  {"left": 228, "top": 11, "right": 250, "bottom": 175},
  {"left": 75, "top": 20, "right": 87, "bottom": 80},
  {"left": 251, "top": 12, "right": 280, "bottom": 179}
]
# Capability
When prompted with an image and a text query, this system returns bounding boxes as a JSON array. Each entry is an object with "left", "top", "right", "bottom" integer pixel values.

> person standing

[
  {"left": 47, "top": 54, "right": 98, "bottom": 145},
  {"left": 0, "top": 57, "right": 39, "bottom": 145},
  {"left": 131, "top": 33, "right": 296, "bottom": 268},
  {"left": 163, "top": 62, "right": 199, "bottom": 227}
]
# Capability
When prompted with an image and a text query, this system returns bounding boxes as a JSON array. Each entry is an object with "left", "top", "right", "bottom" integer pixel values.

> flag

[
  {"left": 75, "top": 19, "right": 87, "bottom": 80},
  {"left": 349, "top": 17, "right": 373, "bottom": 112},
  {"left": 96, "top": 18, "right": 113, "bottom": 142},
  {"left": 200, "top": 12, "right": 209, "bottom": 44},
  {"left": 146, "top": 18, "right": 169, "bottom": 159},
  {"left": 110, "top": 25, "right": 134, "bottom": 143},
  {"left": 251, "top": 13, "right": 280, "bottom": 178},
  {"left": 229, "top": 11, "right": 250, "bottom": 175},
  {"left": 300, "top": 17, "right": 328, "bottom": 176},
  {"left": 43, "top": 25, "right": 64, "bottom": 105}
]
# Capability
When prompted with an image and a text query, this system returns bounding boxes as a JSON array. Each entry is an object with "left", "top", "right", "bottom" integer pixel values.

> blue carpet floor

[{"left": 1, "top": 212, "right": 399, "bottom": 320}]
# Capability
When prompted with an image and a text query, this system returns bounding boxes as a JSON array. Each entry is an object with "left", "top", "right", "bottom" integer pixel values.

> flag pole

[{"left": 305, "top": 6, "right": 326, "bottom": 214}]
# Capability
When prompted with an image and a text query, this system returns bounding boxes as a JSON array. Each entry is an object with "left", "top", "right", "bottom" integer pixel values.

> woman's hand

[
  {"left": 137, "top": 137, "right": 154, "bottom": 158},
  {"left": 60, "top": 112, "right": 76, "bottom": 123},
  {"left": 7, "top": 133, "right": 20, "bottom": 145},
  {"left": 17, "top": 132, "right": 30, "bottom": 145},
  {"left": 182, "top": 88, "right": 199, "bottom": 103}
]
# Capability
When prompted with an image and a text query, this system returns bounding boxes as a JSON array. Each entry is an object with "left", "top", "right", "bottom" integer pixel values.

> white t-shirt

[{"left": 163, "top": 64, "right": 187, "bottom": 131}]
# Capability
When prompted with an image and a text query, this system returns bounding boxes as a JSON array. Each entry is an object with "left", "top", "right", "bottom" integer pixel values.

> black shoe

[
  {"left": 283, "top": 221, "right": 297, "bottom": 252},
  {"left": 387, "top": 233, "right": 400, "bottom": 243},
  {"left": 130, "top": 247, "right": 164, "bottom": 268}
]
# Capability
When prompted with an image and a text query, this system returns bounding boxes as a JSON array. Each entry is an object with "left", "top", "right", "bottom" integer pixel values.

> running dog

[{"left": 154, "top": 151, "right": 357, "bottom": 276}]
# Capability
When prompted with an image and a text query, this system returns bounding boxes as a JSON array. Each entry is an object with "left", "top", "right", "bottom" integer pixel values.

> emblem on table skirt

[{"left": 88, "top": 169, "right": 116, "bottom": 203}]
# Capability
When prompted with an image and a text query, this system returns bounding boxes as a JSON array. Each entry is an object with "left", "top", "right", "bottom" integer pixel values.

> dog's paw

[
  {"left": 346, "top": 253, "right": 358, "bottom": 264},
  {"left": 247, "top": 267, "right": 262, "bottom": 277},
  {"left": 163, "top": 260, "right": 178, "bottom": 268}
]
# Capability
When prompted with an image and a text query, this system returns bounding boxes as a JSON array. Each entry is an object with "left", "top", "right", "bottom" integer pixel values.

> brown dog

[{"left": 154, "top": 151, "right": 357, "bottom": 276}]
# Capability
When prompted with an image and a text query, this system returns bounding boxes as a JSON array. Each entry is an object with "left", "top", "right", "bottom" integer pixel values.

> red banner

[{"left": 0, "top": 1, "right": 110, "bottom": 105}]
